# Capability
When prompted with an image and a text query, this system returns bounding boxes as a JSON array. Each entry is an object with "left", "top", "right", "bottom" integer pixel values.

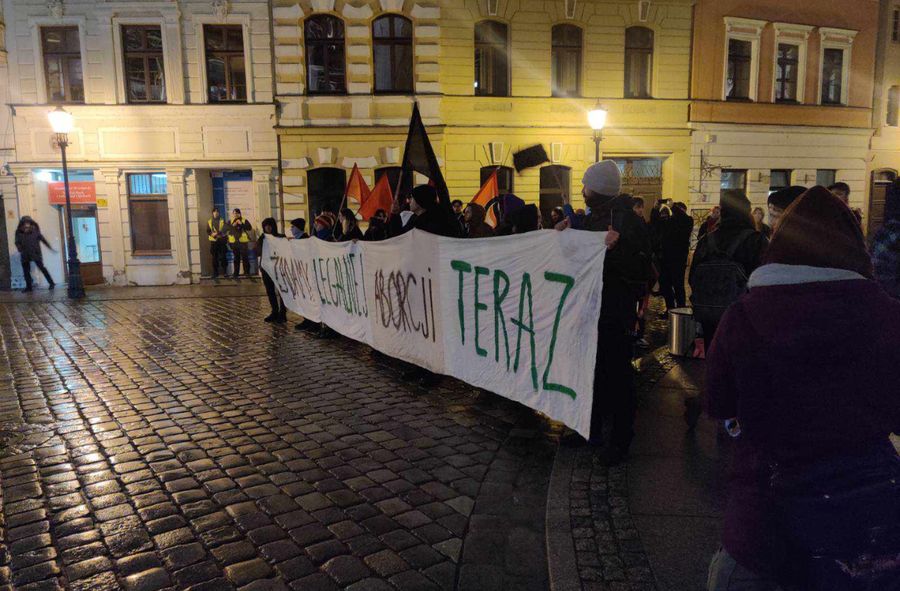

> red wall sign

[{"left": 48, "top": 181, "right": 97, "bottom": 205}]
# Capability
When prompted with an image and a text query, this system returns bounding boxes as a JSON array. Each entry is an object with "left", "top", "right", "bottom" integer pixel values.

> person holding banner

[
  {"left": 463, "top": 203, "right": 494, "bottom": 238},
  {"left": 390, "top": 185, "right": 460, "bottom": 238},
  {"left": 363, "top": 210, "right": 389, "bottom": 241},
  {"left": 258, "top": 218, "right": 287, "bottom": 323},
  {"left": 561, "top": 161, "right": 653, "bottom": 465},
  {"left": 337, "top": 208, "right": 363, "bottom": 242}
]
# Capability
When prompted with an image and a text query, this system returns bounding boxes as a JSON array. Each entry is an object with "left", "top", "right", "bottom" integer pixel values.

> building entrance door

[
  {"left": 607, "top": 157, "right": 664, "bottom": 218},
  {"left": 63, "top": 205, "right": 103, "bottom": 285},
  {"left": 869, "top": 169, "right": 897, "bottom": 236}
]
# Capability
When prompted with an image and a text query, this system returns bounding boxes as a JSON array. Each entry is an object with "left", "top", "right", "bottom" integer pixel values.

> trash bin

[{"left": 668, "top": 308, "right": 697, "bottom": 356}]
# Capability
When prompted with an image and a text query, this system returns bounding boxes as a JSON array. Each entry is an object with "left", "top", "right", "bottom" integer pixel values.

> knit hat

[
  {"left": 411, "top": 185, "right": 438, "bottom": 210},
  {"left": 764, "top": 186, "right": 873, "bottom": 278},
  {"left": 767, "top": 185, "right": 806, "bottom": 211},
  {"left": 314, "top": 214, "right": 333, "bottom": 229},
  {"left": 582, "top": 161, "right": 622, "bottom": 197}
]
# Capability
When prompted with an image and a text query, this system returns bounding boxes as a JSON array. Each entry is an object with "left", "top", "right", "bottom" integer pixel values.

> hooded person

[
  {"left": 705, "top": 186, "right": 900, "bottom": 591},
  {"left": 289, "top": 218, "right": 309, "bottom": 239},
  {"left": 559, "top": 160, "right": 652, "bottom": 465},
  {"left": 767, "top": 185, "right": 806, "bottom": 230},
  {"left": 506, "top": 204, "right": 540, "bottom": 234},
  {"left": 494, "top": 194, "right": 527, "bottom": 236},
  {"left": 389, "top": 185, "right": 461, "bottom": 238},
  {"left": 14, "top": 216, "right": 55, "bottom": 292},
  {"left": 257, "top": 217, "right": 287, "bottom": 323},
  {"left": 363, "top": 209, "right": 390, "bottom": 241},
  {"left": 463, "top": 203, "right": 495, "bottom": 238},
  {"left": 871, "top": 179, "right": 900, "bottom": 299}
]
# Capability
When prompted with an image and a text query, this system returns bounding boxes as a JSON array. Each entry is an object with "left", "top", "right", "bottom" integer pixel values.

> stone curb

[{"left": 545, "top": 444, "right": 581, "bottom": 591}]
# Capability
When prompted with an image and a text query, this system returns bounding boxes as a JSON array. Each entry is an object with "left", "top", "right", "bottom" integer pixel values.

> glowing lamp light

[
  {"left": 588, "top": 105, "right": 608, "bottom": 131},
  {"left": 48, "top": 106, "right": 74, "bottom": 134}
]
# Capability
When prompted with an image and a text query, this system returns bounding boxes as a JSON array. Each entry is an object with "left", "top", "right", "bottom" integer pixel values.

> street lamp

[
  {"left": 48, "top": 106, "right": 85, "bottom": 299},
  {"left": 588, "top": 104, "right": 608, "bottom": 163}
]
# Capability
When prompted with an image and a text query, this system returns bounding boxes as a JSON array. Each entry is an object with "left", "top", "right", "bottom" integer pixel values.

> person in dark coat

[
  {"left": 871, "top": 179, "right": 900, "bottom": 299},
  {"left": 751, "top": 207, "right": 771, "bottom": 239},
  {"left": 697, "top": 205, "right": 720, "bottom": 241},
  {"left": 463, "top": 203, "right": 495, "bottom": 238},
  {"left": 257, "top": 218, "right": 286, "bottom": 323},
  {"left": 289, "top": 218, "right": 309, "bottom": 239},
  {"left": 767, "top": 185, "right": 806, "bottom": 230},
  {"left": 14, "top": 216, "right": 55, "bottom": 292},
  {"left": 337, "top": 208, "right": 363, "bottom": 242},
  {"left": 658, "top": 202, "right": 694, "bottom": 310},
  {"left": 560, "top": 161, "right": 652, "bottom": 465},
  {"left": 363, "top": 210, "right": 390, "bottom": 241},
  {"left": 506, "top": 204, "right": 539, "bottom": 234},
  {"left": 690, "top": 189, "right": 768, "bottom": 348},
  {"left": 389, "top": 185, "right": 460, "bottom": 238},
  {"left": 706, "top": 186, "right": 900, "bottom": 590}
]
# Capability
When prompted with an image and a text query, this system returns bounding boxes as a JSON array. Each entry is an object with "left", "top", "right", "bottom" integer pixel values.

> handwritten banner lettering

[{"left": 263, "top": 230, "right": 607, "bottom": 438}]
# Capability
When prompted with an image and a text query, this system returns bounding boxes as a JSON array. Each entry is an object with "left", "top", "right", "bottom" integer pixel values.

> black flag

[
  {"left": 512, "top": 144, "right": 550, "bottom": 173},
  {"left": 399, "top": 102, "right": 451, "bottom": 211}
]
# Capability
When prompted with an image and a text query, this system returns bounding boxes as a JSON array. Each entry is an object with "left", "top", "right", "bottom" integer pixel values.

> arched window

[
  {"left": 373, "top": 15, "right": 413, "bottom": 93},
  {"left": 305, "top": 15, "right": 346, "bottom": 94},
  {"left": 624, "top": 26, "right": 653, "bottom": 98},
  {"left": 540, "top": 165, "right": 571, "bottom": 223},
  {"left": 481, "top": 165, "right": 514, "bottom": 194},
  {"left": 374, "top": 166, "right": 402, "bottom": 193},
  {"left": 551, "top": 25, "right": 582, "bottom": 97},
  {"left": 474, "top": 21, "right": 509, "bottom": 97},
  {"left": 307, "top": 167, "right": 347, "bottom": 215}
]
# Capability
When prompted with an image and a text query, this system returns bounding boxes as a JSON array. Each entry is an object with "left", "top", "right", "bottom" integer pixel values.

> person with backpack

[
  {"left": 689, "top": 189, "right": 768, "bottom": 350},
  {"left": 705, "top": 186, "right": 900, "bottom": 590}
]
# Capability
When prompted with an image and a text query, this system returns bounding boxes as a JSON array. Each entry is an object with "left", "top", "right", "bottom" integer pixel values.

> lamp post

[
  {"left": 588, "top": 104, "right": 608, "bottom": 163},
  {"left": 48, "top": 106, "right": 85, "bottom": 299}
]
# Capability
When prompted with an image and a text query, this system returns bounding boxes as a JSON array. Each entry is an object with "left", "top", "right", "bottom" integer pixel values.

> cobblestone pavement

[{"left": 0, "top": 291, "right": 560, "bottom": 591}]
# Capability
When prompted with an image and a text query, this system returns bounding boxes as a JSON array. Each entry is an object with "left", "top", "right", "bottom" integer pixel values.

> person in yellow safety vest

[
  {"left": 206, "top": 208, "right": 228, "bottom": 278},
  {"left": 228, "top": 208, "right": 252, "bottom": 278}
]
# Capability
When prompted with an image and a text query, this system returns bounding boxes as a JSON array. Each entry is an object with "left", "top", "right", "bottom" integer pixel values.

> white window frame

[
  {"left": 112, "top": 15, "right": 183, "bottom": 105},
  {"left": 193, "top": 13, "right": 255, "bottom": 104},
  {"left": 29, "top": 16, "right": 89, "bottom": 104},
  {"left": 771, "top": 23, "right": 813, "bottom": 103},
  {"left": 817, "top": 27, "right": 857, "bottom": 106},
  {"left": 722, "top": 17, "right": 765, "bottom": 102}
]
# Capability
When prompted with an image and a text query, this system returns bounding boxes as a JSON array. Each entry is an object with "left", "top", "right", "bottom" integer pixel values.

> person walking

[
  {"left": 206, "top": 208, "right": 228, "bottom": 278},
  {"left": 228, "top": 208, "right": 252, "bottom": 278},
  {"left": 872, "top": 179, "right": 900, "bottom": 299},
  {"left": 705, "top": 186, "right": 900, "bottom": 590},
  {"left": 560, "top": 161, "right": 652, "bottom": 465},
  {"left": 14, "top": 216, "right": 55, "bottom": 292},
  {"left": 257, "top": 218, "right": 287, "bottom": 323},
  {"left": 659, "top": 202, "right": 694, "bottom": 310}
]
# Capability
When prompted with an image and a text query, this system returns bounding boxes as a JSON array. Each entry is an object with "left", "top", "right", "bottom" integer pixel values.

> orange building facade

[{"left": 688, "top": 0, "right": 879, "bottom": 222}]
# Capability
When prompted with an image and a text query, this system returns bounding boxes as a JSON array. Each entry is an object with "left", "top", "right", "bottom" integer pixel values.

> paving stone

[
  {"left": 306, "top": 539, "right": 347, "bottom": 565},
  {"left": 123, "top": 567, "right": 171, "bottom": 591},
  {"left": 224, "top": 559, "right": 273, "bottom": 587},
  {"left": 363, "top": 549, "right": 410, "bottom": 577}
]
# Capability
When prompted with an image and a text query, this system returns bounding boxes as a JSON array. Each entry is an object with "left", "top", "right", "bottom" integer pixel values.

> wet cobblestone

[{"left": 0, "top": 293, "right": 557, "bottom": 590}]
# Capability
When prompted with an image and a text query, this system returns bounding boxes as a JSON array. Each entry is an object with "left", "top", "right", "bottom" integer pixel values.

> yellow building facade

[{"left": 274, "top": 0, "right": 694, "bottom": 223}]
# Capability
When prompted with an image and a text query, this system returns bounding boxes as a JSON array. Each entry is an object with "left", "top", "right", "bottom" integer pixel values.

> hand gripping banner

[{"left": 262, "top": 230, "right": 607, "bottom": 438}]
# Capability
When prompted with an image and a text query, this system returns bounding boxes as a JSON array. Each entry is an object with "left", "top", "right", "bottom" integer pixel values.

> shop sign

[{"left": 48, "top": 182, "right": 97, "bottom": 205}]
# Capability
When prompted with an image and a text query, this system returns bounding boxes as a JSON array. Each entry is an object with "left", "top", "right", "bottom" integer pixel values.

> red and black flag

[{"left": 398, "top": 102, "right": 451, "bottom": 211}]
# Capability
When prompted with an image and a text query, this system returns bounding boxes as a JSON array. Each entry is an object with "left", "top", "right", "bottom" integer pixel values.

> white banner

[{"left": 263, "top": 230, "right": 606, "bottom": 438}]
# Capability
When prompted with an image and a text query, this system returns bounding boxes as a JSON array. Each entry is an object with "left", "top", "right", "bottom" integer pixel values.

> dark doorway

[
  {"left": 539, "top": 165, "right": 571, "bottom": 224},
  {"left": 869, "top": 169, "right": 897, "bottom": 236},
  {"left": 308, "top": 167, "right": 347, "bottom": 216}
]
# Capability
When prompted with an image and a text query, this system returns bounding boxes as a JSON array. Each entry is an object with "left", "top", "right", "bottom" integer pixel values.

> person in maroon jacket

[{"left": 705, "top": 186, "right": 900, "bottom": 590}]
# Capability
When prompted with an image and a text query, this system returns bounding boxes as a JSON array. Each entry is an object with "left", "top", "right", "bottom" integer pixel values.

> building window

[
  {"left": 769, "top": 169, "right": 791, "bottom": 194},
  {"left": 204, "top": 25, "right": 246, "bottom": 103},
  {"left": 816, "top": 169, "right": 836, "bottom": 187},
  {"left": 893, "top": 9, "right": 900, "bottom": 42},
  {"left": 374, "top": 167, "right": 402, "bottom": 193},
  {"left": 307, "top": 168, "right": 347, "bottom": 215},
  {"left": 481, "top": 165, "right": 513, "bottom": 194},
  {"left": 889, "top": 86, "right": 900, "bottom": 126},
  {"left": 122, "top": 26, "right": 166, "bottom": 103},
  {"left": 726, "top": 39, "right": 753, "bottom": 100},
  {"left": 41, "top": 27, "right": 84, "bottom": 103},
  {"left": 821, "top": 48, "right": 844, "bottom": 105},
  {"left": 128, "top": 173, "right": 171, "bottom": 255},
  {"left": 305, "top": 15, "right": 346, "bottom": 95},
  {"left": 373, "top": 15, "right": 413, "bottom": 94},
  {"left": 624, "top": 27, "right": 653, "bottom": 99},
  {"left": 551, "top": 25, "right": 582, "bottom": 97},
  {"left": 775, "top": 43, "right": 800, "bottom": 102},
  {"left": 539, "top": 165, "right": 571, "bottom": 223},
  {"left": 474, "top": 21, "right": 509, "bottom": 97},
  {"left": 720, "top": 169, "right": 747, "bottom": 194}
]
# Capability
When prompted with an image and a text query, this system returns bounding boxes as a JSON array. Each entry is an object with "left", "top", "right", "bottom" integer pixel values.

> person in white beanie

[{"left": 560, "top": 160, "right": 653, "bottom": 465}]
